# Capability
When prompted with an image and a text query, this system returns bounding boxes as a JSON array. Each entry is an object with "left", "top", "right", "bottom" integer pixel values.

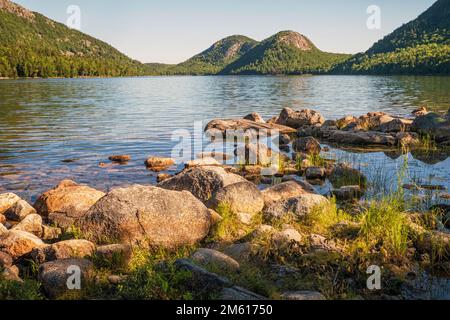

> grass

[{"left": 0, "top": 277, "right": 43, "bottom": 300}]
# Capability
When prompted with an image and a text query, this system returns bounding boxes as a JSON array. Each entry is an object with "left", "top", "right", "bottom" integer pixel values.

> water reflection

[{"left": 0, "top": 75, "right": 449, "bottom": 201}]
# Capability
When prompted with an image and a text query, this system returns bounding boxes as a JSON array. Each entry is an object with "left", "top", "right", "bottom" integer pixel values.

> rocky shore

[{"left": 1, "top": 106, "right": 449, "bottom": 300}]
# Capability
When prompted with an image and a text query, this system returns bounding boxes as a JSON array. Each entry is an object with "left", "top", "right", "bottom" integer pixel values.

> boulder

[
  {"left": 336, "top": 116, "right": 358, "bottom": 130},
  {"left": 185, "top": 157, "right": 221, "bottom": 168},
  {"left": 243, "top": 112, "right": 265, "bottom": 123},
  {"left": 277, "top": 108, "right": 325, "bottom": 129},
  {"left": 191, "top": 248, "right": 240, "bottom": 272},
  {"left": 0, "top": 223, "right": 7, "bottom": 235},
  {"left": 12, "top": 214, "right": 43, "bottom": 237},
  {"left": 31, "top": 240, "right": 96, "bottom": 263},
  {"left": 281, "top": 291, "right": 326, "bottom": 300},
  {"left": 327, "top": 130, "right": 396, "bottom": 146},
  {"left": 396, "top": 132, "right": 420, "bottom": 147},
  {"left": 356, "top": 112, "right": 395, "bottom": 131},
  {"left": 208, "top": 182, "right": 264, "bottom": 217},
  {"left": 95, "top": 244, "right": 133, "bottom": 271},
  {"left": 77, "top": 185, "right": 211, "bottom": 248},
  {"left": 305, "top": 167, "right": 326, "bottom": 180},
  {"left": 292, "top": 136, "right": 321, "bottom": 155},
  {"left": 0, "top": 193, "right": 20, "bottom": 215},
  {"left": 38, "top": 258, "right": 93, "bottom": 298},
  {"left": 0, "top": 230, "right": 45, "bottom": 260},
  {"left": 377, "top": 118, "right": 412, "bottom": 133},
  {"left": 108, "top": 155, "right": 131, "bottom": 163},
  {"left": 332, "top": 186, "right": 363, "bottom": 201},
  {"left": 204, "top": 118, "right": 296, "bottom": 136},
  {"left": 263, "top": 194, "right": 329, "bottom": 221},
  {"left": 411, "top": 113, "right": 450, "bottom": 143},
  {"left": 158, "top": 166, "right": 246, "bottom": 204},
  {"left": 33, "top": 180, "right": 105, "bottom": 229},
  {"left": 145, "top": 157, "right": 175, "bottom": 171},
  {"left": 4, "top": 199, "right": 36, "bottom": 222},
  {"left": 261, "top": 181, "right": 314, "bottom": 205},
  {"left": 2, "top": 265, "right": 21, "bottom": 282}
]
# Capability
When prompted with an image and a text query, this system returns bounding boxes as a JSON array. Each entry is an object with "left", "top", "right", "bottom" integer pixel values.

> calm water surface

[{"left": 0, "top": 75, "right": 449, "bottom": 201}]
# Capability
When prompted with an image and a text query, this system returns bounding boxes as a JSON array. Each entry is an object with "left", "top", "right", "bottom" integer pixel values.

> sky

[{"left": 14, "top": 0, "right": 437, "bottom": 64}]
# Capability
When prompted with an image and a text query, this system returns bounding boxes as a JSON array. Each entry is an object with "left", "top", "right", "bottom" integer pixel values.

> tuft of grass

[
  {"left": 304, "top": 198, "right": 354, "bottom": 235},
  {"left": 0, "top": 278, "right": 43, "bottom": 300},
  {"left": 358, "top": 197, "right": 409, "bottom": 260}
]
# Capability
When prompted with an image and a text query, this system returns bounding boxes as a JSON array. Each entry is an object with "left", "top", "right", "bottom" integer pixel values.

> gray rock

[
  {"left": 191, "top": 248, "right": 240, "bottom": 272},
  {"left": 77, "top": 185, "right": 211, "bottom": 248},
  {"left": 38, "top": 258, "right": 93, "bottom": 298},
  {"left": 208, "top": 182, "right": 264, "bottom": 217},
  {"left": 281, "top": 291, "right": 326, "bottom": 300},
  {"left": 223, "top": 242, "right": 254, "bottom": 262},
  {"left": 4, "top": 199, "right": 36, "bottom": 222},
  {"left": 262, "top": 181, "right": 315, "bottom": 206},
  {"left": 305, "top": 167, "right": 326, "bottom": 180},
  {"left": 175, "top": 259, "right": 232, "bottom": 291},
  {"left": 292, "top": 136, "right": 321, "bottom": 155},
  {"left": 264, "top": 194, "right": 329, "bottom": 221},
  {"left": 411, "top": 112, "right": 450, "bottom": 143},
  {"left": 158, "top": 166, "right": 246, "bottom": 204},
  {"left": 277, "top": 108, "right": 325, "bottom": 129},
  {"left": 219, "top": 286, "right": 266, "bottom": 300},
  {"left": 332, "top": 185, "right": 363, "bottom": 201}
]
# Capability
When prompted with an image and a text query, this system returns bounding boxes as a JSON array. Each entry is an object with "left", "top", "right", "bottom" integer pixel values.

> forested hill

[
  {"left": 333, "top": 0, "right": 450, "bottom": 75},
  {"left": 0, "top": 0, "right": 146, "bottom": 78},
  {"left": 220, "top": 31, "right": 350, "bottom": 75}
]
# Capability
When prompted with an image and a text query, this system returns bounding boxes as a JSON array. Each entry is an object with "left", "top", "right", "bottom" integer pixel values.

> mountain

[
  {"left": 0, "top": 0, "right": 146, "bottom": 78},
  {"left": 333, "top": 0, "right": 450, "bottom": 75},
  {"left": 220, "top": 31, "right": 351, "bottom": 75}
]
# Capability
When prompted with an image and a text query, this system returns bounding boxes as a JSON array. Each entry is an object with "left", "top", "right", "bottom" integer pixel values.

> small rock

[
  {"left": 191, "top": 248, "right": 240, "bottom": 272},
  {"left": 308, "top": 234, "right": 340, "bottom": 253},
  {"left": 41, "top": 225, "right": 62, "bottom": 240},
  {"left": 336, "top": 116, "right": 358, "bottom": 130},
  {"left": 223, "top": 242, "right": 254, "bottom": 262},
  {"left": 12, "top": 214, "right": 43, "bottom": 237},
  {"left": 2, "top": 265, "right": 22, "bottom": 282},
  {"left": 38, "top": 258, "right": 93, "bottom": 298},
  {"left": 305, "top": 167, "right": 326, "bottom": 180},
  {"left": 281, "top": 291, "right": 326, "bottom": 300},
  {"left": 243, "top": 112, "right": 265, "bottom": 123},
  {"left": 208, "top": 209, "right": 223, "bottom": 225},
  {"left": 186, "top": 157, "right": 222, "bottom": 168},
  {"left": 0, "top": 251, "right": 13, "bottom": 268},
  {"left": 272, "top": 228, "right": 303, "bottom": 246},
  {"left": 156, "top": 173, "right": 172, "bottom": 183},
  {"left": 95, "top": 244, "right": 133, "bottom": 271},
  {"left": 4, "top": 199, "right": 36, "bottom": 222},
  {"left": 292, "top": 136, "right": 321, "bottom": 155},
  {"left": 332, "top": 185, "right": 363, "bottom": 201},
  {"left": 145, "top": 157, "right": 175, "bottom": 170},
  {"left": 0, "top": 193, "right": 20, "bottom": 215},
  {"left": 108, "top": 155, "right": 131, "bottom": 163},
  {"left": 279, "top": 134, "right": 291, "bottom": 146},
  {"left": 412, "top": 106, "right": 428, "bottom": 117},
  {"left": 108, "top": 275, "right": 127, "bottom": 285}
]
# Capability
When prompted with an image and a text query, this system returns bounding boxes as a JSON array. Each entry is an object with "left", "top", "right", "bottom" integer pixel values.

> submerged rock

[
  {"left": 145, "top": 156, "right": 175, "bottom": 171},
  {"left": 34, "top": 180, "right": 105, "bottom": 229},
  {"left": 108, "top": 155, "right": 131, "bottom": 163},
  {"left": 277, "top": 108, "right": 325, "bottom": 129},
  {"left": 158, "top": 166, "right": 246, "bottom": 204},
  {"left": 77, "top": 185, "right": 211, "bottom": 248}
]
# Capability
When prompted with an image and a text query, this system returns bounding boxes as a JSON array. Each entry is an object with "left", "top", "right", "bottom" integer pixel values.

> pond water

[{"left": 0, "top": 75, "right": 449, "bottom": 202}]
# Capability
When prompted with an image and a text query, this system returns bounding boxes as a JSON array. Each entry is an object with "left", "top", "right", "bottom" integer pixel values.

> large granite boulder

[
  {"left": 77, "top": 185, "right": 211, "bottom": 248},
  {"left": 34, "top": 180, "right": 105, "bottom": 229},
  {"left": 0, "top": 230, "right": 45, "bottom": 260},
  {"left": 411, "top": 112, "right": 450, "bottom": 143},
  {"left": 158, "top": 166, "right": 246, "bottom": 204},
  {"left": 263, "top": 194, "right": 329, "bottom": 221},
  {"left": 277, "top": 108, "right": 325, "bottom": 129}
]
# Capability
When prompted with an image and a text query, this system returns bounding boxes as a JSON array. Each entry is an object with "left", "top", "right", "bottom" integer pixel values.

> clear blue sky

[{"left": 14, "top": 0, "right": 436, "bottom": 64}]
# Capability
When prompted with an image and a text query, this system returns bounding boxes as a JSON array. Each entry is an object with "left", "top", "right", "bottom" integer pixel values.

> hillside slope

[
  {"left": 333, "top": 0, "right": 450, "bottom": 75},
  {"left": 0, "top": 0, "right": 145, "bottom": 78},
  {"left": 221, "top": 31, "right": 351, "bottom": 75}
]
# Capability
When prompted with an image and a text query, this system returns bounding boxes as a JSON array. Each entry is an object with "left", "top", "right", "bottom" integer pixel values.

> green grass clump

[{"left": 0, "top": 278, "right": 43, "bottom": 300}]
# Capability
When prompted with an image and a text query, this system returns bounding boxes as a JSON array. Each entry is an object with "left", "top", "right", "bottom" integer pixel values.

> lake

[{"left": 0, "top": 75, "right": 449, "bottom": 202}]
